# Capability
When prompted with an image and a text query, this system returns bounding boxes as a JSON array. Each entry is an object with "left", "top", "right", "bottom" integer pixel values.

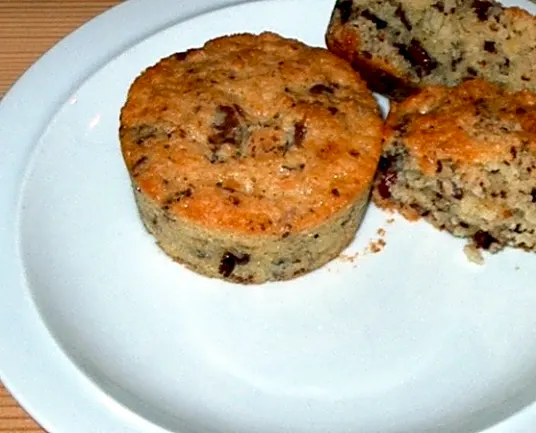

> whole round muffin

[
  {"left": 120, "top": 32, "right": 383, "bottom": 284},
  {"left": 373, "top": 79, "right": 536, "bottom": 254}
]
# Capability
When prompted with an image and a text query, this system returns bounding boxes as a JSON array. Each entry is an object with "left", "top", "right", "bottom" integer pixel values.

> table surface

[{"left": 0, "top": 1, "right": 120, "bottom": 431}]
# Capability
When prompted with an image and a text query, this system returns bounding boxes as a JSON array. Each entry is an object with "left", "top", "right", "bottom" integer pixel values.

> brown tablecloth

[
  {"left": 0, "top": 0, "right": 120, "bottom": 96},
  {"left": 0, "top": 1, "right": 120, "bottom": 430}
]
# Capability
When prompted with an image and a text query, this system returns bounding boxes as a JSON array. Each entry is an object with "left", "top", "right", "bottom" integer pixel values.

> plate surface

[{"left": 2, "top": 0, "right": 536, "bottom": 432}]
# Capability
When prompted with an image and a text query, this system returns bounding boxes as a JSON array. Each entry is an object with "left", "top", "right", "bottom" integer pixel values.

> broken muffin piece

[
  {"left": 326, "top": 0, "right": 536, "bottom": 101},
  {"left": 372, "top": 79, "right": 536, "bottom": 253}
]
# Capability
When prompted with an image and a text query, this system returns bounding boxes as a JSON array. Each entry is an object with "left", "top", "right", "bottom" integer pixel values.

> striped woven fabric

[
  {"left": 0, "top": 0, "right": 119, "bottom": 96},
  {"left": 1, "top": 384, "right": 43, "bottom": 432}
]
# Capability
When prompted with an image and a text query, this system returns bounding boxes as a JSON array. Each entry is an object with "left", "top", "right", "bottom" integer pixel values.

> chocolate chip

[
  {"left": 281, "top": 163, "right": 306, "bottom": 171},
  {"left": 208, "top": 104, "right": 246, "bottom": 147},
  {"left": 360, "top": 9, "right": 388, "bottom": 29},
  {"left": 396, "top": 39, "right": 438, "bottom": 78},
  {"left": 395, "top": 5, "right": 412, "bottom": 30},
  {"left": 410, "top": 203, "right": 428, "bottom": 215},
  {"left": 453, "top": 186, "right": 464, "bottom": 200},
  {"left": 163, "top": 188, "right": 192, "bottom": 206},
  {"left": 336, "top": 0, "right": 353, "bottom": 23},
  {"left": 283, "top": 123, "right": 303, "bottom": 156},
  {"left": 294, "top": 120, "right": 306, "bottom": 147},
  {"left": 451, "top": 57, "right": 463, "bottom": 69},
  {"left": 328, "top": 106, "right": 339, "bottom": 115},
  {"left": 332, "top": 188, "right": 340, "bottom": 197},
  {"left": 133, "top": 124, "right": 158, "bottom": 145},
  {"left": 460, "top": 221, "right": 470, "bottom": 228},
  {"left": 377, "top": 171, "right": 397, "bottom": 199},
  {"left": 408, "top": 40, "right": 438, "bottom": 77},
  {"left": 292, "top": 268, "right": 307, "bottom": 277},
  {"left": 466, "top": 67, "right": 478, "bottom": 76},
  {"left": 473, "top": 230, "right": 497, "bottom": 250},
  {"left": 209, "top": 106, "right": 238, "bottom": 142},
  {"left": 376, "top": 155, "right": 399, "bottom": 199},
  {"left": 432, "top": 1, "right": 445, "bottom": 12},
  {"left": 340, "top": 212, "right": 354, "bottom": 227},
  {"left": 310, "top": 83, "right": 334, "bottom": 94},
  {"left": 350, "top": 57, "right": 420, "bottom": 101},
  {"left": 394, "top": 115, "right": 411, "bottom": 135},
  {"left": 472, "top": 0, "right": 494, "bottom": 21},
  {"left": 232, "top": 275, "right": 254, "bottom": 284},
  {"left": 483, "top": 41, "right": 496, "bottom": 53},
  {"left": 516, "top": 107, "right": 527, "bottom": 115},
  {"left": 531, "top": 188, "right": 536, "bottom": 203},
  {"left": 196, "top": 250, "right": 208, "bottom": 259},
  {"left": 378, "top": 155, "right": 393, "bottom": 171},
  {"left": 181, "top": 188, "right": 192, "bottom": 199},
  {"left": 172, "top": 51, "right": 189, "bottom": 61},
  {"left": 349, "top": 149, "right": 360, "bottom": 158},
  {"left": 218, "top": 252, "right": 250, "bottom": 277},
  {"left": 132, "top": 155, "right": 148, "bottom": 173}
]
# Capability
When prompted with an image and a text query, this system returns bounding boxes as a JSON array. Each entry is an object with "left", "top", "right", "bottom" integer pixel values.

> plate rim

[{"left": 1, "top": 0, "right": 536, "bottom": 432}]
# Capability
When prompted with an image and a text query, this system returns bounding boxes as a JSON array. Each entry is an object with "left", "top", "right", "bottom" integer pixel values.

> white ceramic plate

[{"left": 2, "top": 0, "right": 536, "bottom": 432}]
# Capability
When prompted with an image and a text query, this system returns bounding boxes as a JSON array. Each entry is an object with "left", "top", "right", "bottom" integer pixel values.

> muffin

[
  {"left": 326, "top": 0, "right": 536, "bottom": 101},
  {"left": 372, "top": 79, "right": 536, "bottom": 253},
  {"left": 120, "top": 32, "right": 383, "bottom": 284}
]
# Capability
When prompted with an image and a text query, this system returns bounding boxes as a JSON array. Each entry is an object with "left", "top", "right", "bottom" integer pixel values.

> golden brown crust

[
  {"left": 384, "top": 79, "right": 536, "bottom": 174},
  {"left": 120, "top": 32, "right": 382, "bottom": 238}
]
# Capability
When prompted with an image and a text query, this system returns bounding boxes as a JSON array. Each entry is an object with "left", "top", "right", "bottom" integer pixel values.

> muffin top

[
  {"left": 384, "top": 79, "right": 536, "bottom": 174},
  {"left": 120, "top": 32, "right": 382, "bottom": 236}
]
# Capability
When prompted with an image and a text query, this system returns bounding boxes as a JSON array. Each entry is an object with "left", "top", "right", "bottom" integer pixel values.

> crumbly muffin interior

[
  {"left": 331, "top": 0, "right": 536, "bottom": 91},
  {"left": 373, "top": 80, "right": 536, "bottom": 252}
]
